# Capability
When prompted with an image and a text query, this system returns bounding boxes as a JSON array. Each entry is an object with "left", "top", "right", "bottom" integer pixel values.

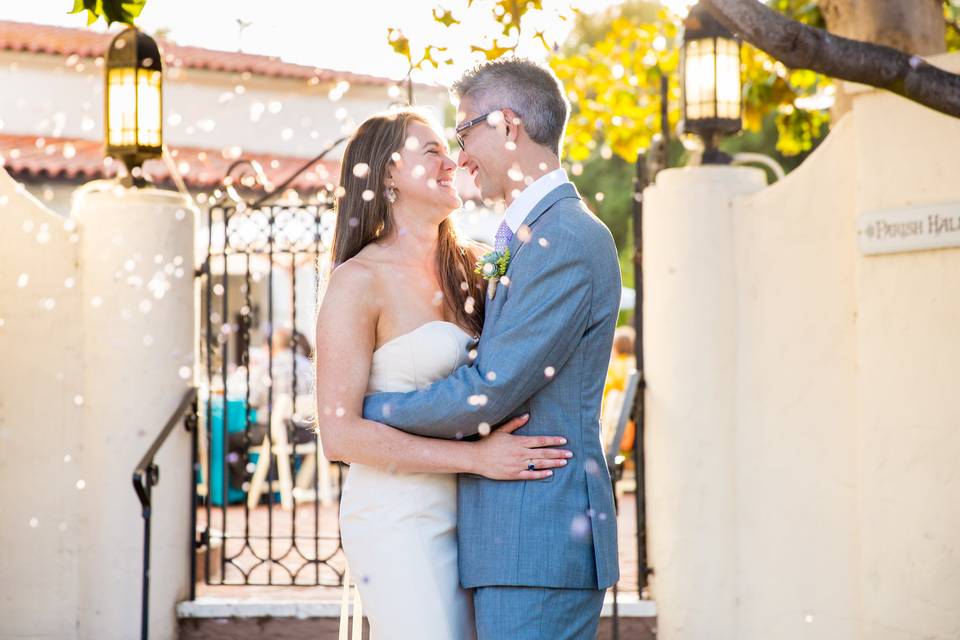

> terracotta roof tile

[
  {"left": 0, "top": 20, "right": 415, "bottom": 87},
  {"left": 0, "top": 133, "right": 340, "bottom": 193}
]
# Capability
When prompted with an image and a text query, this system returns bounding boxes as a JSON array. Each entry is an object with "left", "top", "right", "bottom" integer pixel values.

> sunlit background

[{"left": 0, "top": 0, "right": 693, "bottom": 85}]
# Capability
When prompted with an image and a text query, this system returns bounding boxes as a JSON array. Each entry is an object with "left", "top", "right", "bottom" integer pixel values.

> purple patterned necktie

[{"left": 494, "top": 220, "right": 514, "bottom": 253}]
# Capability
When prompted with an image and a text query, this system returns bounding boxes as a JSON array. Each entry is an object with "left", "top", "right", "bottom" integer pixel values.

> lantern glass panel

[
  {"left": 684, "top": 38, "right": 716, "bottom": 120},
  {"left": 107, "top": 67, "right": 137, "bottom": 147},
  {"left": 716, "top": 38, "right": 741, "bottom": 119},
  {"left": 137, "top": 69, "right": 162, "bottom": 148}
]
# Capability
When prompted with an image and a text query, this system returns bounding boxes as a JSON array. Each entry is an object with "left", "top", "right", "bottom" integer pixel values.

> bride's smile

[{"left": 387, "top": 120, "right": 461, "bottom": 224}]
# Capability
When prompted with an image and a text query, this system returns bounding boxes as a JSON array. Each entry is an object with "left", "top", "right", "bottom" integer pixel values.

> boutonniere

[{"left": 474, "top": 247, "right": 511, "bottom": 300}]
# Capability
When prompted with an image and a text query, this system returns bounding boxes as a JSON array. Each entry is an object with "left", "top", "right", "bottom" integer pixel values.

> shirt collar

[{"left": 502, "top": 168, "right": 570, "bottom": 233}]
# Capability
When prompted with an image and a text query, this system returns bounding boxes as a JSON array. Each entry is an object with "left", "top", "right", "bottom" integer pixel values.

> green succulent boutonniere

[{"left": 474, "top": 247, "right": 511, "bottom": 300}]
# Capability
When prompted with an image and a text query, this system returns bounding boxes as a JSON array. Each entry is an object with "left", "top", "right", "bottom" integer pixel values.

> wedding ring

[{"left": 527, "top": 461, "right": 536, "bottom": 472}]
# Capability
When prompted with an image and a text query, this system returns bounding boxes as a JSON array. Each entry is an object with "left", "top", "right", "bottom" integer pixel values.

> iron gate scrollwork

[{"left": 193, "top": 138, "right": 348, "bottom": 587}]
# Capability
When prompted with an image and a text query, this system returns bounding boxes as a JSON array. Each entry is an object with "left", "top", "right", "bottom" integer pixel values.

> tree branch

[{"left": 701, "top": 0, "right": 960, "bottom": 119}]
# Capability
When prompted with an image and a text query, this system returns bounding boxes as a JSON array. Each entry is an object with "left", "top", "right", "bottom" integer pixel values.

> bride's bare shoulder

[
  {"left": 319, "top": 253, "right": 383, "bottom": 321},
  {"left": 326, "top": 256, "right": 376, "bottom": 297}
]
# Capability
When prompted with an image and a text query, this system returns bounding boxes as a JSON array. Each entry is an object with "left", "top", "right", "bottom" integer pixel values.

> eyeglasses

[{"left": 454, "top": 110, "right": 501, "bottom": 151}]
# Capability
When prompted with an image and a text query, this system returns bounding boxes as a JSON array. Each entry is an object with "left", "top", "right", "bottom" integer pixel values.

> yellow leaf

[
  {"left": 470, "top": 40, "right": 514, "bottom": 60},
  {"left": 433, "top": 8, "right": 460, "bottom": 27}
]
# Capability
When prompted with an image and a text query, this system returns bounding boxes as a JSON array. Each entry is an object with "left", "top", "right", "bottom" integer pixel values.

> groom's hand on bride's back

[{"left": 471, "top": 414, "right": 573, "bottom": 481}]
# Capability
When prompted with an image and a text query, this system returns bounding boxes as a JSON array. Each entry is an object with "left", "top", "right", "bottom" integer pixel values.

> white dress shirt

[{"left": 501, "top": 168, "right": 571, "bottom": 233}]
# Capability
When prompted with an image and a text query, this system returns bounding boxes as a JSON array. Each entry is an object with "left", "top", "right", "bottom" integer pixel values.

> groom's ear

[{"left": 502, "top": 108, "right": 521, "bottom": 144}]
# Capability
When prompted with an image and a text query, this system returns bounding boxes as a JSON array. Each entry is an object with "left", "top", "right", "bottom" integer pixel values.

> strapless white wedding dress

[{"left": 339, "top": 320, "right": 478, "bottom": 640}]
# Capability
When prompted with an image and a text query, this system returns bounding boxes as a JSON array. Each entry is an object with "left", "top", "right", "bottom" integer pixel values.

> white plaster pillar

[
  {"left": 0, "top": 169, "right": 84, "bottom": 640},
  {"left": 642, "top": 166, "right": 765, "bottom": 640},
  {"left": 72, "top": 182, "right": 197, "bottom": 640}
]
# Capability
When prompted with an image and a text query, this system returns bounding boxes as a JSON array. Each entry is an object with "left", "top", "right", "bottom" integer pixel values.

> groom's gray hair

[{"left": 452, "top": 57, "right": 569, "bottom": 156}]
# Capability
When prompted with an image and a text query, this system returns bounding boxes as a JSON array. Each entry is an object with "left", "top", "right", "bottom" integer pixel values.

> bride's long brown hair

[{"left": 330, "top": 109, "right": 486, "bottom": 336}]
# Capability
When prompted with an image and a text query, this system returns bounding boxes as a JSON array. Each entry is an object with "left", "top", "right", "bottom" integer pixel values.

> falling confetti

[
  {"left": 478, "top": 422, "right": 491, "bottom": 436},
  {"left": 178, "top": 366, "right": 192, "bottom": 380},
  {"left": 544, "top": 366, "right": 555, "bottom": 378},
  {"left": 16, "top": 273, "right": 28, "bottom": 288},
  {"left": 29, "top": 517, "right": 39, "bottom": 528},
  {"left": 352, "top": 163, "right": 370, "bottom": 178},
  {"left": 361, "top": 190, "right": 375, "bottom": 202},
  {"left": 73, "top": 395, "right": 84, "bottom": 406},
  {"left": 570, "top": 514, "right": 590, "bottom": 540},
  {"left": 467, "top": 394, "right": 488, "bottom": 406},
  {"left": 75, "top": 480, "right": 86, "bottom": 490}
]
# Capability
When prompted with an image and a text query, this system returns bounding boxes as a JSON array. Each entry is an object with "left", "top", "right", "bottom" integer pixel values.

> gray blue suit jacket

[{"left": 362, "top": 182, "right": 622, "bottom": 590}]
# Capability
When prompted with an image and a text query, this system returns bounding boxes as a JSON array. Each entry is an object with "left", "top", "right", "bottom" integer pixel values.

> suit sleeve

[{"left": 361, "top": 227, "right": 593, "bottom": 439}]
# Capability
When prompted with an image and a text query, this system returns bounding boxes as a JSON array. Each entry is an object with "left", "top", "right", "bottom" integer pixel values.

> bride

[{"left": 314, "top": 109, "right": 572, "bottom": 639}]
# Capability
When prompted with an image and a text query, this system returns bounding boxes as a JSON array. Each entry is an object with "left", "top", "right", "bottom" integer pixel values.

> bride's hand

[{"left": 472, "top": 414, "right": 572, "bottom": 480}]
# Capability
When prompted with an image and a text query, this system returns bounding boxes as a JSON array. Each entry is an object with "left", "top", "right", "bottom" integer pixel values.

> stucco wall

[
  {"left": 0, "top": 172, "right": 196, "bottom": 640},
  {"left": 0, "top": 167, "right": 83, "bottom": 639},
  {"left": 0, "top": 50, "right": 449, "bottom": 159},
  {"left": 644, "top": 52, "right": 960, "bottom": 640}
]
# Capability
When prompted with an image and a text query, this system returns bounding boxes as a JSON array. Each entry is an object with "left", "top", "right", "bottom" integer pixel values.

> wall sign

[{"left": 858, "top": 202, "right": 960, "bottom": 255}]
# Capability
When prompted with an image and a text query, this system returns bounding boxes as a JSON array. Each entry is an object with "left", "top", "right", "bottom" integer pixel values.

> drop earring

[{"left": 385, "top": 184, "right": 398, "bottom": 204}]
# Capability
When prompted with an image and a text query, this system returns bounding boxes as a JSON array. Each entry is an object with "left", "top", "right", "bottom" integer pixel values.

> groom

[{"left": 363, "top": 58, "right": 621, "bottom": 639}]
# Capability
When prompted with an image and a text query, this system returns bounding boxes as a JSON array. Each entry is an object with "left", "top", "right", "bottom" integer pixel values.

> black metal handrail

[{"left": 132, "top": 386, "right": 198, "bottom": 640}]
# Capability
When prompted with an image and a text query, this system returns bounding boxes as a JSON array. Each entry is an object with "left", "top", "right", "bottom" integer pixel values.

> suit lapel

[{"left": 484, "top": 182, "right": 581, "bottom": 325}]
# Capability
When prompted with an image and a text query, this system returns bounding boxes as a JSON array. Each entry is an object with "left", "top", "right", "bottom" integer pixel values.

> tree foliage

[
  {"left": 68, "top": 0, "right": 146, "bottom": 26},
  {"left": 394, "top": 0, "right": 960, "bottom": 162}
]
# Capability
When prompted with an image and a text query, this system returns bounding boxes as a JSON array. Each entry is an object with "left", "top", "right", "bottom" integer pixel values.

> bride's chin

[{"left": 433, "top": 191, "right": 462, "bottom": 210}]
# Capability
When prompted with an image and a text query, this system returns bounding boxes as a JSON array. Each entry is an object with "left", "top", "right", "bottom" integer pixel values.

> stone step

[{"left": 177, "top": 595, "right": 657, "bottom": 639}]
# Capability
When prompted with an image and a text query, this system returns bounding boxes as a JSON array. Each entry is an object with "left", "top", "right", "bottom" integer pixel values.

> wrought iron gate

[{"left": 193, "top": 139, "right": 348, "bottom": 587}]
